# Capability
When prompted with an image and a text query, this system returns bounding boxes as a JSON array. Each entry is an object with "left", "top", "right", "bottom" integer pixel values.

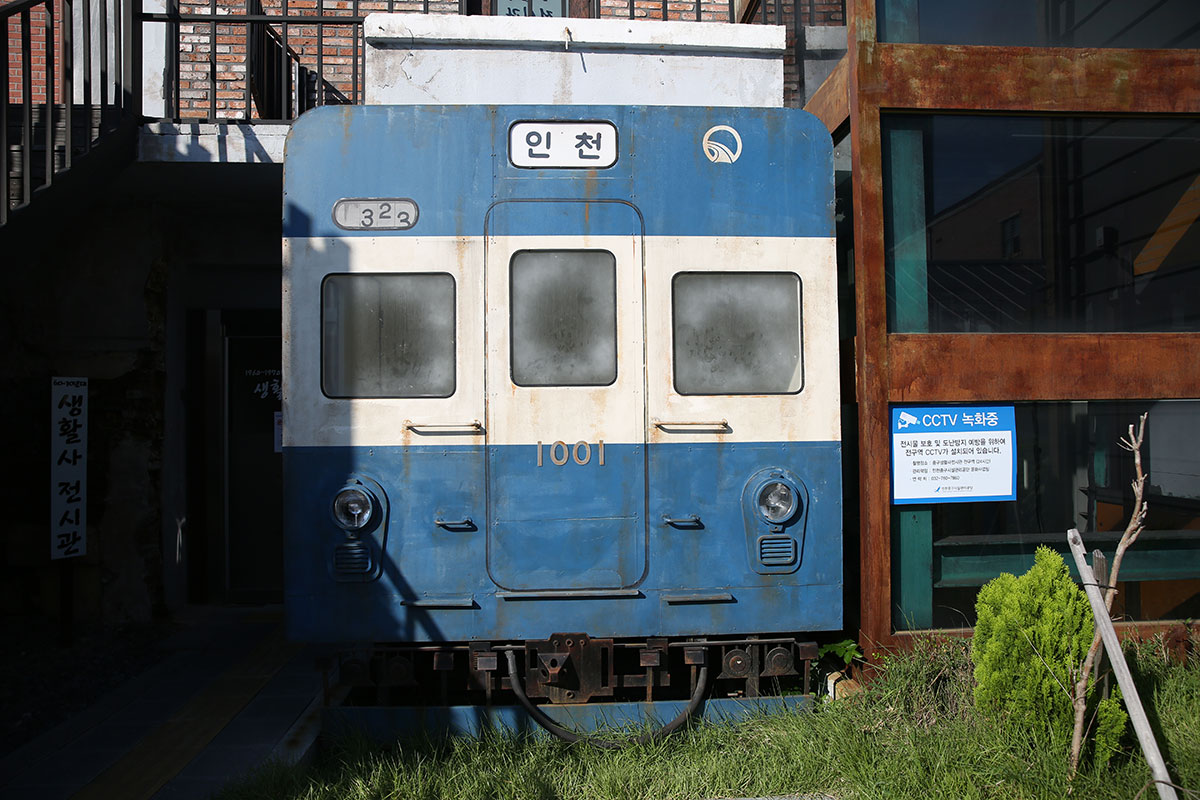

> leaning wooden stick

[
  {"left": 1068, "top": 528, "right": 1176, "bottom": 800},
  {"left": 1068, "top": 413, "right": 1148, "bottom": 777}
]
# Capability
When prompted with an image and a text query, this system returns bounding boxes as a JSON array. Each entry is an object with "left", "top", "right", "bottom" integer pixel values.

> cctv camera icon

[{"left": 897, "top": 411, "right": 919, "bottom": 430}]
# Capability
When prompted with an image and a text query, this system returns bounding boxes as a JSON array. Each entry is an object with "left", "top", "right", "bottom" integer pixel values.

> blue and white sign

[{"left": 892, "top": 405, "right": 1016, "bottom": 504}]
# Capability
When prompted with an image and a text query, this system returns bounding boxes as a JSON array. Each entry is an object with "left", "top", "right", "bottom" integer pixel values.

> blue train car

[{"left": 282, "top": 104, "right": 841, "bottom": 732}]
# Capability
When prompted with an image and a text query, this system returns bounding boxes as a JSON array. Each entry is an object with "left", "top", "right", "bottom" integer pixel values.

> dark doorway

[
  {"left": 225, "top": 324, "right": 284, "bottom": 602},
  {"left": 184, "top": 309, "right": 282, "bottom": 604}
]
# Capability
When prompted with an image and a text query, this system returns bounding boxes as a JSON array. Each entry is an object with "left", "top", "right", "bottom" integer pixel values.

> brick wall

[
  {"left": 6, "top": 0, "right": 122, "bottom": 106},
  {"left": 173, "top": 0, "right": 462, "bottom": 119},
  {"left": 6, "top": 0, "right": 844, "bottom": 118},
  {"left": 6, "top": 3, "right": 66, "bottom": 105},
  {"left": 170, "top": 0, "right": 842, "bottom": 118},
  {"left": 595, "top": 0, "right": 731, "bottom": 22}
]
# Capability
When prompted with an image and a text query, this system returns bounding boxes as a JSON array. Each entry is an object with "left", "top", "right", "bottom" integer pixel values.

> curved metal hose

[{"left": 504, "top": 649, "right": 709, "bottom": 749}]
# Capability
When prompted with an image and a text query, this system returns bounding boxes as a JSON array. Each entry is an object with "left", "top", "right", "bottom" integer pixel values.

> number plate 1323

[{"left": 332, "top": 198, "right": 419, "bottom": 231}]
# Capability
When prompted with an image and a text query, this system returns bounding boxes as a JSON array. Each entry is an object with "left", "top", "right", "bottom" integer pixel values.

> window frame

[
  {"left": 508, "top": 248, "right": 619, "bottom": 389},
  {"left": 670, "top": 269, "right": 806, "bottom": 397},
  {"left": 319, "top": 271, "right": 458, "bottom": 400}
]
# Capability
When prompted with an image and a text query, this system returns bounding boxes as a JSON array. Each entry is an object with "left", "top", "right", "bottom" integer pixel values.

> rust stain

[
  {"left": 888, "top": 334, "right": 1200, "bottom": 403},
  {"left": 875, "top": 43, "right": 1200, "bottom": 114},
  {"left": 848, "top": 0, "right": 898, "bottom": 650}
]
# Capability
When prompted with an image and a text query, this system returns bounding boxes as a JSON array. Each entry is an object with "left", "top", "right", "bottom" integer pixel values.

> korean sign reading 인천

[
  {"left": 51, "top": 377, "right": 88, "bottom": 559},
  {"left": 891, "top": 405, "right": 1016, "bottom": 505},
  {"left": 509, "top": 121, "right": 618, "bottom": 169}
]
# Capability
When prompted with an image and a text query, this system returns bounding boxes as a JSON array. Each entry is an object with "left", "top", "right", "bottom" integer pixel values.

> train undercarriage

[{"left": 328, "top": 634, "right": 818, "bottom": 713}]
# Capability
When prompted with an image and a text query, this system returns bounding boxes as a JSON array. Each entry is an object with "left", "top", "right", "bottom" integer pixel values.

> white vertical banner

[{"left": 51, "top": 377, "right": 88, "bottom": 560}]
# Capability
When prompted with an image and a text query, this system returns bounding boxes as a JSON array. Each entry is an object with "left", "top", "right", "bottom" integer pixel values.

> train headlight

[
  {"left": 332, "top": 486, "right": 375, "bottom": 532},
  {"left": 757, "top": 481, "right": 798, "bottom": 524}
]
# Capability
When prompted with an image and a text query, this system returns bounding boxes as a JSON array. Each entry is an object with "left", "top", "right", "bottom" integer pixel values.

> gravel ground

[{"left": 0, "top": 617, "right": 175, "bottom": 758}]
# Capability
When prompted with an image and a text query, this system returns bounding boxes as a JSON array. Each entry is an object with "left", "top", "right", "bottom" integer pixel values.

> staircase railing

[
  {"left": 4, "top": 0, "right": 843, "bottom": 223},
  {"left": 3, "top": 0, "right": 139, "bottom": 225},
  {"left": 138, "top": 0, "right": 843, "bottom": 124}
]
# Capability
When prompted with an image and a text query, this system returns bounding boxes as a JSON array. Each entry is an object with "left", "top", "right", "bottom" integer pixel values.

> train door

[{"left": 484, "top": 201, "right": 647, "bottom": 592}]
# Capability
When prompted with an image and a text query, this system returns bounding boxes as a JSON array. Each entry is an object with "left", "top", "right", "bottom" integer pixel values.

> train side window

[
  {"left": 321, "top": 273, "right": 456, "bottom": 398},
  {"left": 672, "top": 272, "right": 803, "bottom": 395},
  {"left": 510, "top": 250, "right": 617, "bottom": 387}
]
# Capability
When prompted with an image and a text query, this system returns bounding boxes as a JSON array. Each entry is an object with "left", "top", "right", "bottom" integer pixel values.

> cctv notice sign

[{"left": 891, "top": 405, "right": 1016, "bottom": 505}]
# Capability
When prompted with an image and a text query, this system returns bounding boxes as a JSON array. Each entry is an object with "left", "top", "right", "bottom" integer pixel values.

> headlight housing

[
  {"left": 756, "top": 481, "right": 798, "bottom": 524},
  {"left": 332, "top": 486, "right": 375, "bottom": 532}
]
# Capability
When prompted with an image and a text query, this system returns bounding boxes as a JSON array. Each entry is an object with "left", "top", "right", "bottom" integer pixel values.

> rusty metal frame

[
  {"left": 814, "top": 0, "right": 1200, "bottom": 648},
  {"left": 802, "top": 51, "right": 848, "bottom": 131}
]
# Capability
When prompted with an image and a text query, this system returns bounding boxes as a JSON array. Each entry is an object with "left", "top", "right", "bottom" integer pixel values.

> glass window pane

[
  {"left": 892, "top": 400, "right": 1200, "bottom": 631},
  {"left": 673, "top": 272, "right": 803, "bottom": 395},
  {"left": 321, "top": 273, "right": 455, "bottom": 398},
  {"left": 877, "top": 0, "right": 1200, "bottom": 47},
  {"left": 510, "top": 250, "right": 616, "bottom": 387},
  {"left": 883, "top": 115, "right": 1200, "bottom": 333}
]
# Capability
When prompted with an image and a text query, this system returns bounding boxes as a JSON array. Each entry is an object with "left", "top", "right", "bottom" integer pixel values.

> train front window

[
  {"left": 321, "top": 273, "right": 456, "bottom": 398},
  {"left": 510, "top": 249, "right": 617, "bottom": 387},
  {"left": 672, "top": 272, "right": 803, "bottom": 395}
]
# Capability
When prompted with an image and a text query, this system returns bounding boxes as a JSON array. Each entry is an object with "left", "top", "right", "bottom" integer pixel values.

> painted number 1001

[{"left": 537, "top": 440, "right": 605, "bottom": 467}]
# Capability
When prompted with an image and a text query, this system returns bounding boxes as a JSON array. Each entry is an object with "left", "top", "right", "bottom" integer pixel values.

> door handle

[
  {"left": 662, "top": 514, "right": 702, "bottom": 528},
  {"left": 652, "top": 419, "right": 730, "bottom": 432},
  {"left": 435, "top": 518, "right": 476, "bottom": 531},
  {"left": 405, "top": 420, "right": 484, "bottom": 433}
]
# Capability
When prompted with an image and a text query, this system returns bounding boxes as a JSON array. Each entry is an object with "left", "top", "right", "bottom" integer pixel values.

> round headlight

[
  {"left": 757, "top": 481, "right": 798, "bottom": 524},
  {"left": 332, "top": 487, "right": 374, "bottom": 531}
]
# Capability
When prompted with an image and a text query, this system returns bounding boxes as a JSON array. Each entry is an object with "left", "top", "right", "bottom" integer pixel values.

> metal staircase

[
  {"left": 2, "top": 0, "right": 137, "bottom": 227},
  {"left": 3, "top": 0, "right": 841, "bottom": 228}
]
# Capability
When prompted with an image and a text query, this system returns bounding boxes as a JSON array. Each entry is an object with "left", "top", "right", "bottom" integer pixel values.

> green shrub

[
  {"left": 1094, "top": 689, "right": 1128, "bottom": 768},
  {"left": 971, "top": 546, "right": 1094, "bottom": 736}
]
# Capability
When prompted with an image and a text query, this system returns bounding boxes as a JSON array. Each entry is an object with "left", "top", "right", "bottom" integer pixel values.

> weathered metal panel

[
  {"left": 282, "top": 105, "right": 835, "bottom": 242},
  {"left": 888, "top": 334, "right": 1200, "bottom": 403},
  {"left": 283, "top": 441, "right": 844, "bottom": 641},
  {"left": 362, "top": 15, "right": 786, "bottom": 107},
  {"left": 876, "top": 44, "right": 1200, "bottom": 114}
]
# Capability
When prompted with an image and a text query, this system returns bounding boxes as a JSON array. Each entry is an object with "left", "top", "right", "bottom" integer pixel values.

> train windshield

[
  {"left": 672, "top": 271, "right": 804, "bottom": 395},
  {"left": 320, "top": 272, "right": 456, "bottom": 398}
]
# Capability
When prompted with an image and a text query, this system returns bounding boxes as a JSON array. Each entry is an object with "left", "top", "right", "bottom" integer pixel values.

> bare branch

[
  {"left": 1106, "top": 413, "right": 1149, "bottom": 615},
  {"left": 1070, "top": 628, "right": 1104, "bottom": 775},
  {"left": 1069, "top": 412, "right": 1149, "bottom": 778}
]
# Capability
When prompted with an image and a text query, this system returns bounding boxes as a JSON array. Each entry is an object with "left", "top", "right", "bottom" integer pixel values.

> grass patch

[{"left": 218, "top": 634, "right": 1200, "bottom": 800}]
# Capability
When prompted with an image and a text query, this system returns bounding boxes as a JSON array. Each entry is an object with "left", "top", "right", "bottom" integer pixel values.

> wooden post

[
  {"left": 1090, "top": 548, "right": 1108, "bottom": 692},
  {"left": 1068, "top": 529, "right": 1177, "bottom": 800}
]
